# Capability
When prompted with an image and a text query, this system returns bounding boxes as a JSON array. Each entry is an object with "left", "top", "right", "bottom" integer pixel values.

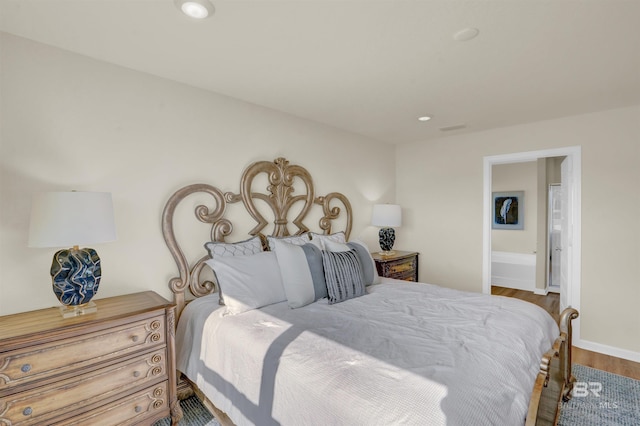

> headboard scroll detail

[{"left": 162, "top": 157, "right": 353, "bottom": 319}]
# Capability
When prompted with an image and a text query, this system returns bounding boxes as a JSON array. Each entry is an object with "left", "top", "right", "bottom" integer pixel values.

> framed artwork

[{"left": 492, "top": 191, "right": 524, "bottom": 230}]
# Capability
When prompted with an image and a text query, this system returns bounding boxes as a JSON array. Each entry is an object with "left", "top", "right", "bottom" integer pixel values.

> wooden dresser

[
  {"left": 0, "top": 291, "right": 182, "bottom": 425},
  {"left": 372, "top": 251, "right": 419, "bottom": 282}
]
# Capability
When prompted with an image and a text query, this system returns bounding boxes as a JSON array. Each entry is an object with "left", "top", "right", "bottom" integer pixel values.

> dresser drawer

[
  {"left": 388, "top": 269, "right": 417, "bottom": 281},
  {"left": 373, "top": 251, "right": 419, "bottom": 282},
  {"left": 0, "top": 349, "right": 167, "bottom": 425},
  {"left": 54, "top": 381, "right": 169, "bottom": 426},
  {"left": 0, "top": 315, "right": 165, "bottom": 392},
  {"left": 380, "top": 257, "right": 418, "bottom": 281},
  {"left": 383, "top": 258, "right": 416, "bottom": 275}
]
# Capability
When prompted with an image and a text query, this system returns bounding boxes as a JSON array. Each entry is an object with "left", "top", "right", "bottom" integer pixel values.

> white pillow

[
  {"left": 267, "top": 233, "right": 311, "bottom": 251},
  {"left": 204, "top": 235, "right": 263, "bottom": 258},
  {"left": 205, "top": 251, "right": 286, "bottom": 315},
  {"left": 273, "top": 240, "right": 327, "bottom": 308},
  {"left": 323, "top": 239, "right": 381, "bottom": 286},
  {"left": 309, "top": 231, "right": 346, "bottom": 248}
]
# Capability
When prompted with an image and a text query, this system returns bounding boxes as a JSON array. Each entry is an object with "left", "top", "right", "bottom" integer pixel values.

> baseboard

[
  {"left": 491, "top": 277, "right": 534, "bottom": 292},
  {"left": 491, "top": 251, "right": 536, "bottom": 292},
  {"left": 533, "top": 288, "right": 549, "bottom": 295},
  {"left": 575, "top": 338, "right": 640, "bottom": 364}
]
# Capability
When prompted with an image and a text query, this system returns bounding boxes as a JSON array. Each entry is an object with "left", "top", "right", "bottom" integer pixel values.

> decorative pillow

[
  {"left": 267, "top": 233, "right": 311, "bottom": 251},
  {"left": 204, "top": 251, "right": 286, "bottom": 315},
  {"left": 322, "top": 249, "right": 366, "bottom": 304},
  {"left": 323, "top": 239, "right": 381, "bottom": 286},
  {"left": 273, "top": 240, "right": 327, "bottom": 308},
  {"left": 309, "top": 231, "right": 347, "bottom": 248},
  {"left": 204, "top": 235, "right": 263, "bottom": 258}
]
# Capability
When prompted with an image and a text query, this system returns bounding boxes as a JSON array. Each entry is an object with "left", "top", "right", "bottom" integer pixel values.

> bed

[{"left": 162, "top": 157, "right": 578, "bottom": 426}]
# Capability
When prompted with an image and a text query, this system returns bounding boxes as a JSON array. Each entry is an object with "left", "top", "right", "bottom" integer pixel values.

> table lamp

[
  {"left": 371, "top": 204, "right": 402, "bottom": 255},
  {"left": 28, "top": 191, "right": 116, "bottom": 318}
]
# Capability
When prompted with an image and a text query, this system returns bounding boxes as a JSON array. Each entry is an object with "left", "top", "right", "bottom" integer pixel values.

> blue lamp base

[
  {"left": 378, "top": 227, "right": 396, "bottom": 255},
  {"left": 50, "top": 246, "right": 101, "bottom": 318}
]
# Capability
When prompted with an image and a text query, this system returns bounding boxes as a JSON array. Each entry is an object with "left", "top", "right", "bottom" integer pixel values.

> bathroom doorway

[{"left": 483, "top": 147, "right": 581, "bottom": 321}]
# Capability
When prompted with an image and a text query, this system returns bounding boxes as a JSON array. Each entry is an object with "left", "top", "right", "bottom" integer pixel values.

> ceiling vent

[{"left": 439, "top": 124, "right": 467, "bottom": 132}]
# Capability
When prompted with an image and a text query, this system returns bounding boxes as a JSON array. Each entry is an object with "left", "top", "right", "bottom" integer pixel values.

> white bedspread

[{"left": 177, "top": 279, "right": 558, "bottom": 426}]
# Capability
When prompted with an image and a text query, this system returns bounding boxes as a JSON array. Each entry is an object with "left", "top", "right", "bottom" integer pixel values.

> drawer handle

[
  {"left": 131, "top": 335, "right": 140, "bottom": 342},
  {"left": 21, "top": 364, "right": 32, "bottom": 373},
  {"left": 133, "top": 371, "right": 141, "bottom": 378},
  {"left": 135, "top": 405, "right": 142, "bottom": 413},
  {"left": 23, "top": 407, "right": 33, "bottom": 416}
]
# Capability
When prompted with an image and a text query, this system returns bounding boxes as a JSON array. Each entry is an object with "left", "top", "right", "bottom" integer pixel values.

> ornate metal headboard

[{"left": 162, "top": 157, "right": 352, "bottom": 319}]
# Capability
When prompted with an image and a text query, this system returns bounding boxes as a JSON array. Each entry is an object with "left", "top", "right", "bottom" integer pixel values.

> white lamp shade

[
  {"left": 371, "top": 204, "right": 402, "bottom": 227},
  {"left": 28, "top": 192, "right": 116, "bottom": 248}
]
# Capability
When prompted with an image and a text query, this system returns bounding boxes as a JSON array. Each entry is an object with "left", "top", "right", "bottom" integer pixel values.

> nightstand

[
  {"left": 372, "top": 251, "right": 419, "bottom": 282},
  {"left": 0, "top": 291, "right": 182, "bottom": 425}
]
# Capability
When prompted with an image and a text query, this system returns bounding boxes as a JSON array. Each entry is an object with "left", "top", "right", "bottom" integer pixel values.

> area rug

[
  {"left": 558, "top": 364, "right": 640, "bottom": 426},
  {"left": 154, "top": 396, "right": 219, "bottom": 426},
  {"left": 156, "top": 364, "right": 639, "bottom": 425}
]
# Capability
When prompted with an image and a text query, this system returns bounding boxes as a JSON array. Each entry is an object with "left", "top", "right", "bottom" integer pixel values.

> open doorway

[{"left": 482, "top": 147, "right": 581, "bottom": 335}]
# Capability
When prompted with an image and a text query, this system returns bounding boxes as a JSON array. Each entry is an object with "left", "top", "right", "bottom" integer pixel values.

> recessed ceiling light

[
  {"left": 418, "top": 116, "right": 432, "bottom": 122},
  {"left": 453, "top": 28, "right": 479, "bottom": 42},
  {"left": 175, "top": 0, "right": 214, "bottom": 19}
]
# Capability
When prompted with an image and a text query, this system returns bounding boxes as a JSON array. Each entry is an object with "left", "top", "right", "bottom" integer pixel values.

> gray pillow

[
  {"left": 323, "top": 239, "right": 381, "bottom": 286},
  {"left": 272, "top": 240, "right": 327, "bottom": 308},
  {"left": 321, "top": 249, "right": 365, "bottom": 305}
]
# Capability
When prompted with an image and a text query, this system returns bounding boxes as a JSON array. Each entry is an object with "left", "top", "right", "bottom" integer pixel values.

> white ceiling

[{"left": 1, "top": 0, "right": 639, "bottom": 144}]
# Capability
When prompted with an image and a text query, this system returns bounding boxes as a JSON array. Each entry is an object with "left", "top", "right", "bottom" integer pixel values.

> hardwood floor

[
  {"left": 492, "top": 286, "right": 640, "bottom": 380},
  {"left": 491, "top": 286, "right": 560, "bottom": 323}
]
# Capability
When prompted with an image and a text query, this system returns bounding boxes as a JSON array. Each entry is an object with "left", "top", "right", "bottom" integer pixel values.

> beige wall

[
  {"left": 491, "top": 161, "right": 537, "bottom": 254},
  {"left": 2, "top": 33, "right": 638, "bottom": 358},
  {"left": 0, "top": 34, "right": 395, "bottom": 315},
  {"left": 397, "top": 105, "right": 640, "bottom": 354}
]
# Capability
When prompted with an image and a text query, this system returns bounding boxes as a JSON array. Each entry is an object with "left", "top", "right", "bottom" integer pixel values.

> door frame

[
  {"left": 482, "top": 146, "right": 582, "bottom": 339},
  {"left": 547, "top": 183, "right": 562, "bottom": 292}
]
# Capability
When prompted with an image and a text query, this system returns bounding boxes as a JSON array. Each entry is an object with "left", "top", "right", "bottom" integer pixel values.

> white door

[
  {"left": 547, "top": 184, "right": 562, "bottom": 291},
  {"left": 559, "top": 157, "right": 571, "bottom": 312}
]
